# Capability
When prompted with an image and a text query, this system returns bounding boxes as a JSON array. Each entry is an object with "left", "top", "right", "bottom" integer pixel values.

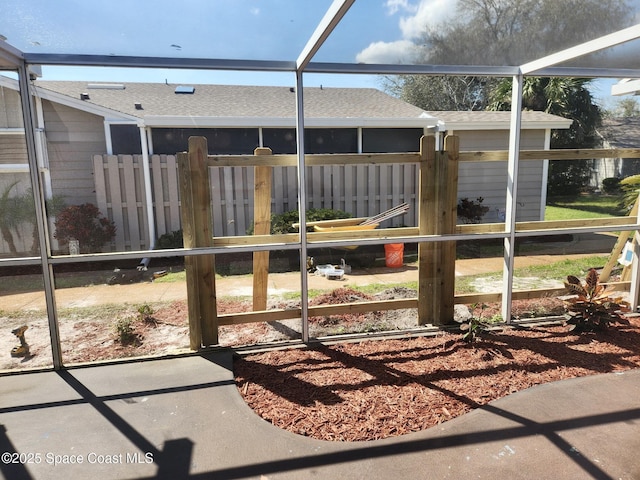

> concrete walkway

[{"left": 0, "top": 351, "right": 638, "bottom": 479}]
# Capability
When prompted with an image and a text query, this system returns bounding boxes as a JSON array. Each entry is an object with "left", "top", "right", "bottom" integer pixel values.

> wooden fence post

[
  {"left": 417, "top": 135, "right": 459, "bottom": 326},
  {"left": 440, "top": 135, "right": 459, "bottom": 322},
  {"left": 253, "top": 147, "right": 273, "bottom": 311},
  {"left": 178, "top": 137, "right": 218, "bottom": 348},
  {"left": 418, "top": 135, "right": 436, "bottom": 325}
]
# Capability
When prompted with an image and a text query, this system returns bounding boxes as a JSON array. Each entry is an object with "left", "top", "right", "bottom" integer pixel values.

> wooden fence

[
  {"left": 93, "top": 154, "right": 419, "bottom": 251},
  {"left": 178, "top": 137, "right": 640, "bottom": 349},
  {"left": 178, "top": 135, "right": 459, "bottom": 347}
]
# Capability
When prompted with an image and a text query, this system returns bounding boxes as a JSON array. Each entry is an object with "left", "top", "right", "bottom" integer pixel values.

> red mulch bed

[{"left": 234, "top": 314, "right": 640, "bottom": 442}]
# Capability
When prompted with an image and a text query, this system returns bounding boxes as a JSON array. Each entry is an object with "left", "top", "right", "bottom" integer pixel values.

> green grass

[
  {"left": 153, "top": 271, "right": 186, "bottom": 283},
  {"left": 455, "top": 255, "right": 610, "bottom": 294},
  {"left": 545, "top": 195, "right": 623, "bottom": 220}
]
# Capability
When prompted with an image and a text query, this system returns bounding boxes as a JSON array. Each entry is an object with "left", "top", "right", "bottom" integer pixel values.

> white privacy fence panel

[{"left": 93, "top": 154, "right": 419, "bottom": 251}]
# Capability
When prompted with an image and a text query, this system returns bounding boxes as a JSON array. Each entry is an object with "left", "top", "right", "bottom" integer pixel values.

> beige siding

[
  {"left": 0, "top": 85, "right": 24, "bottom": 128},
  {"left": 43, "top": 100, "right": 105, "bottom": 205},
  {"left": 0, "top": 135, "right": 27, "bottom": 165},
  {"left": 456, "top": 130, "right": 547, "bottom": 222}
]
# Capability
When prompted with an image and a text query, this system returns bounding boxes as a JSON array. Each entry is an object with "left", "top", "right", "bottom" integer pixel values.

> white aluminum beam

[
  {"left": 295, "top": 70, "right": 310, "bottom": 342},
  {"left": 501, "top": 74, "right": 524, "bottom": 324},
  {"left": 521, "top": 24, "right": 640, "bottom": 74},
  {"left": 296, "top": 0, "right": 355, "bottom": 71},
  {"left": 24, "top": 53, "right": 295, "bottom": 72},
  {"left": 0, "top": 38, "right": 23, "bottom": 68},
  {"left": 612, "top": 78, "right": 640, "bottom": 96}
]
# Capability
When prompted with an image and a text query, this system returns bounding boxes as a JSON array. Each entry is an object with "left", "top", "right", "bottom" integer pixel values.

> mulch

[{"left": 234, "top": 314, "right": 640, "bottom": 441}]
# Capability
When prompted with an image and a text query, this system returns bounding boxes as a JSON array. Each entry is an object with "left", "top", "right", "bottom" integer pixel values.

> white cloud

[
  {"left": 355, "top": 0, "right": 457, "bottom": 63},
  {"left": 249, "top": 7, "right": 260, "bottom": 15},
  {"left": 399, "top": 0, "right": 457, "bottom": 39},
  {"left": 384, "top": 0, "right": 417, "bottom": 15},
  {"left": 355, "top": 40, "right": 421, "bottom": 64}
]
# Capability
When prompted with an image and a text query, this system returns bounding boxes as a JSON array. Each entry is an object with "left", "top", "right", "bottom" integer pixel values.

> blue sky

[{"left": 0, "top": 0, "right": 636, "bottom": 103}]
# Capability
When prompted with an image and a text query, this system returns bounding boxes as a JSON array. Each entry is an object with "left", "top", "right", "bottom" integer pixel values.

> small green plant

[
  {"left": 563, "top": 268, "right": 630, "bottom": 332},
  {"left": 137, "top": 304, "right": 155, "bottom": 323},
  {"left": 113, "top": 316, "right": 137, "bottom": 344},
  {"left": 460, "top": 303, "right": 494, "bottom": 343},
  {"left": 457, "top": 197, "right": 490, "bottom": 224}
]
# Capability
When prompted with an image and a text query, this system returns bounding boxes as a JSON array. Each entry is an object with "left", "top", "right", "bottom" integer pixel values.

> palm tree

[
  {"left": 488, "top": 77, "right": 602, "bottom": 196},
  {"left": 0, "top": 182, "right": 66, "bottom": 255},
  {"left": 0, "top": 182, "right": 22, "bottom": 255}
]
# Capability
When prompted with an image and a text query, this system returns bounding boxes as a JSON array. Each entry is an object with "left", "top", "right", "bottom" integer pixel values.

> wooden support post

[
  {"left": 178, "top": 137, "right": 218, "bottom": 348},
  {"left": 417, "top": 135, "right": 459, "bottom": 326},
  {"left": 601, "top": 196, "right": 639, "bottom": 282},
  {"left": 440, "top": 135, "right": 459, "bottom": 323},
  {"left": 178, "top": 151, "right": 201, "bottom": 349},
  {"left": 418, "top": 135, "right": 436, "bottom": 325},
  {"left": 252, "top": 147, "right": 273, "bottom": 311}
]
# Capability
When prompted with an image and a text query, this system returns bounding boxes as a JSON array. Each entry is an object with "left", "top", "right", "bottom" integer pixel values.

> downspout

[{"left": 139, "top": 125, "right": 155, "bottom": 268}]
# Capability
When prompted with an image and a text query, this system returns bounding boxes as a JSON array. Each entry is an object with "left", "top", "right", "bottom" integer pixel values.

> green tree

[
  {"left": 419, "top": 0, "right": 631, "bottom": 67},
  {"left": 0, "top": 182, "right": 67, "bottom": 255},
  {"left": 383, "top": 75, "right": 495, "bottom": 111},
  {"left": 488, "top": 77, "right": 602, "bottom": 195},
  {"left": 606, "top": 98, "right": 640, "bottom": 118},
  {"left": 385, "top": 0, "right": 631, "bottom": 111}
]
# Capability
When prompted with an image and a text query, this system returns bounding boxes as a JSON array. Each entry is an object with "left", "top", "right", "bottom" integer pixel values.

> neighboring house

[
  {"left": 592, "top": 117, "right": 640, "bottom": 188},
  {"left": 0, "top": 76, "right": 571, "bottom": 254}
]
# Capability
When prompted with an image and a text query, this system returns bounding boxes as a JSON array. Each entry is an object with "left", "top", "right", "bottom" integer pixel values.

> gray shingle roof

[
  {"left": 34, "top": 81, "right": 431, "bottom": 120},
  {"left": 31, "top": 80, "right": 571, "bottom": 129},
  {"left": 597, "top": 117, "right": 640, "bottom": 148},
  {"left": 427, "top": 110, "right": 572, "bottom": 129}
]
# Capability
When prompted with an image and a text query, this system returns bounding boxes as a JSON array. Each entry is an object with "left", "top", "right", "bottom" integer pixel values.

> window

[
  {"left": 151, "top": 128, "right": 259, "bottom": 155},
  {"left": 110, "top": 124, "right": 142, "bottom": 154},
  {"left": 362, "top": 128, "right": 424, "bottom": 153}
]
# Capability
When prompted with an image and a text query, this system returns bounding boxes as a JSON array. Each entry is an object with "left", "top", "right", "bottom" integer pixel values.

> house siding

[
  {"left": 43, "top": 100, "right": 106, "bottom": 205},
  {"left": 0, "top": 135, "right": 27, "bottom": 165},
  {"left": 0, "top": 85, "right": 23, "bottom": 128},
  {"left": 456, "top": 130, "right": 547, "bottom": 222}
]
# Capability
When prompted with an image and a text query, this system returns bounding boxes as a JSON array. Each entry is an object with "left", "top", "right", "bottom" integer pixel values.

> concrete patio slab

[{"left": 0, "top": 351, "right": 638, "bottom": 479}]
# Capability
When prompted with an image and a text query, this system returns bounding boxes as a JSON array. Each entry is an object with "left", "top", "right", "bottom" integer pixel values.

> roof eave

[
  {"left": 141, "top": 116, "right": 439, "bottom": 129},
  {"left": 34, "top": 86, "right": 141, "bottom": 123},
  {"left": 443, "top": 120, "right": 572, "bottom": 130}
]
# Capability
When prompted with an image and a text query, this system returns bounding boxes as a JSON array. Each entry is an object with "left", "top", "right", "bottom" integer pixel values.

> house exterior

[
  {"left": 0, "top": 76, "right": 571, "bottom": 254},
  {"left": 592, "top": 117, "right": 640, "bottom": 189}
]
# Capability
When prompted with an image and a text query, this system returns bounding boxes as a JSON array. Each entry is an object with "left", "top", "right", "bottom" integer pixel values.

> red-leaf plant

[
  {"left": 563, "top": 268, "right": 630, "bottom": 332},
  {"left": 53, "top": 203, "right": 116, "bottom": 254}
]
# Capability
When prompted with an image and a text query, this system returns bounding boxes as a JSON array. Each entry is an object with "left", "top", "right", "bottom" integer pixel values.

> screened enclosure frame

[{"left": 3, "top": 0, "right": 640, "bottom": 369}]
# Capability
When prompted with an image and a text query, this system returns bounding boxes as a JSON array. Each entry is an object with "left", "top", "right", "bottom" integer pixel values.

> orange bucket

[{"left": 384, "top": 243, "right": 404, "bottom": 268}]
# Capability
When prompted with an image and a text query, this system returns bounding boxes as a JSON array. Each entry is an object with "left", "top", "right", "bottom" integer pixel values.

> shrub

[
  {"left": 113, "top": 316, "right": 137, "bottom": 344},
  {"left": 601, "top": 177, "right": 621, "bottom": 194},
  {"left": 54, "top": 203, "right": 116, "bottom": 253},
  {"left": 457, "top": 197, "right": 489, "bottom": 224},
  {"left": 157, "top": 230, "right": 184, "bottom": 249},
  {"left": 619, "top": 174, "right": 640, "bottom": 212},
  {"left": 247, "top": 208, "right": 352, "bottom": 234}
]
